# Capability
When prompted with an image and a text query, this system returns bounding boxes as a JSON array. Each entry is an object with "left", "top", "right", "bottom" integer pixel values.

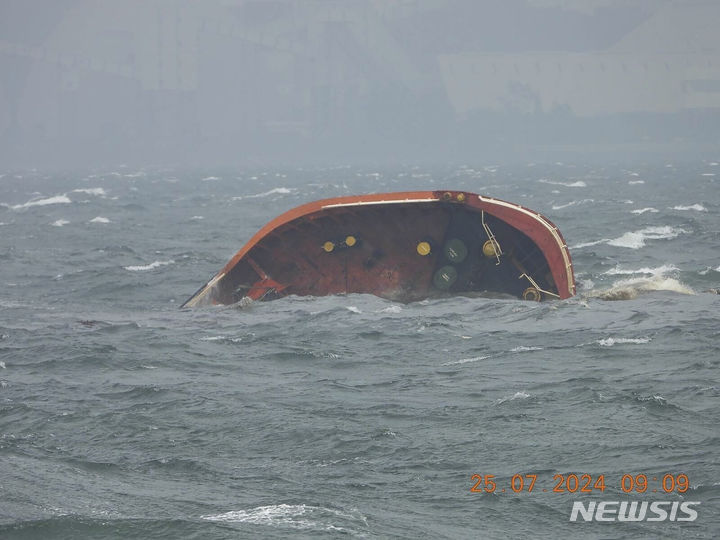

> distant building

[
  {"left": 0, "top": 0, "right": 718, "bottom": 165},
  {"left": 437, "top": 2, "right": 720, "bottom": 117}
]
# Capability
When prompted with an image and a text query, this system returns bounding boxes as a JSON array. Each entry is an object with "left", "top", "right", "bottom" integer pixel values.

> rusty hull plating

[{"left": 181, "top": 190, "right": 575, "bottom": 307}]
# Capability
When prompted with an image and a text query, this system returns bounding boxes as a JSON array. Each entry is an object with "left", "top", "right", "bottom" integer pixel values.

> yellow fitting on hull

[
  {"left": 523, "top": 287, "right": 541, "bottom": 301},
  {"left": 482, "top": 240, "right": 498, "bottom": 258}
]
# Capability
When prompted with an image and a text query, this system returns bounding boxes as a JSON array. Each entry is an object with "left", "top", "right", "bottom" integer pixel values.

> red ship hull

[{"left": 182, "top": 190, "right": 575, "bottom": 307}]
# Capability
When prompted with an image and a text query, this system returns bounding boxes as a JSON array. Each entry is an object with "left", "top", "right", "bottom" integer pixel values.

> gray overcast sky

[{"left": 1, "top": 0, "right": 718, "bottom": 167}]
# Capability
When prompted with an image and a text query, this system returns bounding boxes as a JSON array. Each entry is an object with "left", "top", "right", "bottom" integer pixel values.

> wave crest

[{"left": 588, "top": 275, "right": 695, "bottom": 301}]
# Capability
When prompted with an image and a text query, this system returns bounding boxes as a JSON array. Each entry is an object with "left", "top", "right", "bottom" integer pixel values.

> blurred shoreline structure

[{"left": 1, "top": 0, "right": 719, "bottom": 167}]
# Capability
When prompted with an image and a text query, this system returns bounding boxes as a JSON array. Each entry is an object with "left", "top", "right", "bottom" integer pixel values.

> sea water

[{"left": 0, "top": 162, "right": 718, "bottom": 538}]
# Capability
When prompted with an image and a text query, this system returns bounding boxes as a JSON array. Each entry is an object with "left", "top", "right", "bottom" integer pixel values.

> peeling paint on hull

[{"left": 182, "top": 190, "right": 575, "bottom": 307}]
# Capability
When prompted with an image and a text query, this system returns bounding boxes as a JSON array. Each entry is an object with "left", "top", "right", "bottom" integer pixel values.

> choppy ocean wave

[
  {"left": 72, "top": 188, "right": 107, "bottom": 197},
  {"left": 607, "top": 225, "right": 686, "bottom": 249},
  {"left": 672, "top": 203, "right": 707, "bottom": 211},
  {"left": 202, "top": 503, "right": 369, "bottom": 534},
  {"left": 7, "top": 194, "right": 72, "bottom": 209},
  {"left": 538, "top": 178, "right": 587, "bottom": 187},
  {"left": 551, "top": 198, "right": 594, "bottom": 210},
  {"left": 123, "top": 259, "right": 175, "bottom": 271},
  {"left": 232, "top": 187, "right": 294, "bottom": 200},
  {"left": 1, "top": 162, "right": 718, "bottom": 539},
  {"left": 587, "top": 275, "right": 695, "bottom": 300}
]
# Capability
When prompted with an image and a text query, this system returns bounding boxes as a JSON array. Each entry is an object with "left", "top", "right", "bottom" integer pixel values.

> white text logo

[{"left": 569, "top": 501, "right": 700, "bottom": 522}]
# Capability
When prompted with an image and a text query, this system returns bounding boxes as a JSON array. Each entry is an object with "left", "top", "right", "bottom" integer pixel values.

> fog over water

[{"left": 1, "top": 0, "right": 719, "bottom": 167}]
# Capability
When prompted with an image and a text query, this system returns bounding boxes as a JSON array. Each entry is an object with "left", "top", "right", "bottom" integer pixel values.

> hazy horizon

[{"left": 1, "top": 0, "right": 719, "bottom": 168}]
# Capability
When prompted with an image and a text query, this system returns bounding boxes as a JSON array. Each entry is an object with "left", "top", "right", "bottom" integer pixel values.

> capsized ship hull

[{"left": 181, "top": 190, "right": 575, "bottom": 307}]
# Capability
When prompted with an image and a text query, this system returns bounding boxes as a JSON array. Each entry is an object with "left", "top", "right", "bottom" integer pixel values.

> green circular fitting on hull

[
  {"left": 444, "top": 238, "right": 468, "bottom": 263},
  {"left": 433, "top": 265, "right": 458, "bottom": 289}
]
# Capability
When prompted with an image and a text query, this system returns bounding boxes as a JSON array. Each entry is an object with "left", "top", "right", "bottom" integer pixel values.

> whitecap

[
  {"left": 572, "top": 239, "right": 610, "bottom": 249},
  {"left": 190, "top": 215, "right": 204, "bottom": 220},
  {"left": 124, "top": 260, "right": 174, "bottom": 271},
  {"left": 378, "top": 305, "right": 402, "bottom": 313},
  {"left": 631, "top": 207, "right": 658, "bottom": 214},
  {"left": 202, "top": 504, "right": 365, "bottom": 532},
  {"left": 0, "top": 361, "right": 5, "bottom": 369},
  {"left": 72, "top": 188, "right": 107, "bottom": 196},
  {"left": 495, "top": 391, "right": 530, "bottom": 404},
  {"left": 637, "top": 395, "right": 669, "bottom": 406},
  {"left": 628, "top": 180, "right": 645, "bottom": 184},
  {"left": 597, "top": 337, "right": 651, "bottom": 347},
  {"left": 346, "top": 306, "right": 361, "bottom": 314},
  {"left": 604, "top": 264, "right": 678, "bottom": 276},
  {"left": 607, "top": 226, "right": 686, "bottom": 249},
  {"left": 233, "top": 187, "right": 293, "bottom": 200},
  {"left": 51, "top": 219, "right": 70, "bottom": 227},
  {"left": 588, "top": 275, "right": 695, "bottom": 300},
  {"left": 510, "top": 346, "right": 543, "bottom": 352},
  {"left": 551, "top": 198, "right": 594, "bottom": 210},
  {"left": 538, "top": 179, "right": 587, "bottom": 187},
  {"left": 701, "top": 173, "right": 715, "bottom": 177},
  {"left": 201, "top": 176, "right": 220, "bottom": 181},
  {"left": 200, "top": 335, "right": 243, "bottom": 343},
  {"left": 89, "top": 216, "right": 110, "bottom": 223},
  {"left": 442, "top": 355, "right": 488, "bottom": 366},
  {"left": 672, "top": 204, "right": 707, "bottom": 212},
  {"left": 10, "top": 194, "right": 71, "bottom": 210}
]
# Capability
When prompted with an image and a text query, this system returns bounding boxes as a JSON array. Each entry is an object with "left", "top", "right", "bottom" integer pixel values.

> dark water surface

[{"left": 1, "top": 163, "right": 719, "bottom": 539}]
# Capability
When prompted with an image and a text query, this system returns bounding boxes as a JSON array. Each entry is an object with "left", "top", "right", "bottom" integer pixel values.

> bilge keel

[{"left": 182, "top": 190, "right": 575, "bottom": 307}]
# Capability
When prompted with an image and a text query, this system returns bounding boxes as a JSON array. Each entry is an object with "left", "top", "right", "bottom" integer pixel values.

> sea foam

[
  {"left": 596, "top": 337, "right": 651, "bottom": 347},
  {"left": 551, "top": 199, "right": 594, "bottom": 210},
  {"left": 538, "top": 179, "right": 587, "bottom": 187},
  {"left": 10, "top": 194, "right": 71, "bottom": 210},
  {"left": 202, "top": 503, "right": 366, "bottom": 532},
  {"left": 72, "top": 188, "right": 107, "bottom": 196},
  {"left": 588, "top": 275, "right": 695, "bottom": 300},
  {"left": 495, "top": 391, "right": 531, "bottom": 405},
  {"left": 124, "top": 260, "right": 174, "bottom": 271},
  {"left": 604, "top": 264, "right": 678, "bottom": 276},
  {"left": 442, "top": 355, "right": 489, "bottom": 366},
  {"left": 232, "top": 187, "right": 293, "bottom": 200},
  {"left": 607, "top": 226, "right": 686, "bottom": 249}
]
